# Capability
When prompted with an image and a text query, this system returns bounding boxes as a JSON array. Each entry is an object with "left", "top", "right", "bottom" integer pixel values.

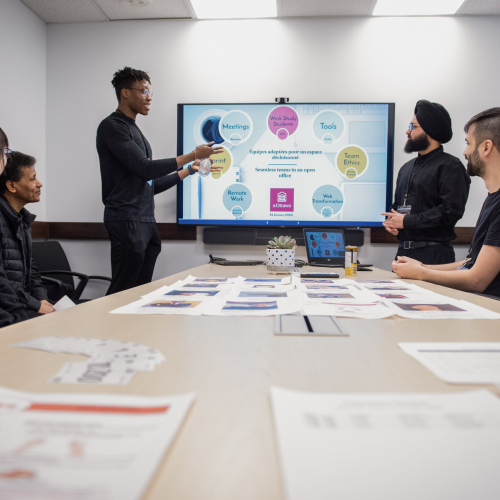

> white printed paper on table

[
  {"left": 358, "top": 279, "right": 430, "bottom": 294},
  {"left": 182, "top": 275, "right": 240, "bottom": 286},
  {"left": 0, "top": 385, "right": 195, "bottom": 500},
  {"left": 294, "top": 278, "right": 357, "bottom": 292},
  {"left": 12, "top": 337, "right": 165, "bottom": 385},
  {"left": 109, "top": 295, "right": 209, "bottom": 316},
  {"left": 234, "top": 282, "right": 296, "bottom": 292},
  {"left": 141, "top": 284, "right": 229, "bottom": 301},
  {"left": 385, "top": 297, "right": 500, "bottom": 319},
  {"left": 271, "top": 386, "right": 500, "bottom": 500},
  {"left": 302, "top": 301, "right": 395, "bottom": 319},
  {"left": 399, "top": 342, "right": 500, "bottom": 384},
  {"left": 205, "top": 294, "right": 303, "bottom": 317}
]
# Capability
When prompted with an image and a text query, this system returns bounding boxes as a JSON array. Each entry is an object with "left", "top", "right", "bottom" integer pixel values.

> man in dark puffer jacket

[
  {"left": 0, "top": 128, "right": 30, "bottom": 327},
  {"left": 0, "top": 151, "right": 55, "bottom": 322}
]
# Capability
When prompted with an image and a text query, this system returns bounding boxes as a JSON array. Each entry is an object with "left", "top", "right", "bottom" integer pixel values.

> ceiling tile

[
  {"left": 281, "top": 0, "right": 375, "bottom": 17},
  {"left": 95, "top": 0, "right": 190, "bottom": 20},
  {"left": 459, "top": 0, "right": 500, "bottom": 15},
  {"left": 20, "top": 0, "right": 107, "bottom": 23}
]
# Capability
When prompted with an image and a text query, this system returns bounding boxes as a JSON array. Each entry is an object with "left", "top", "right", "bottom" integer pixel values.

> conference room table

[{"left": 1, "top": 264, "right": 500, "bottom": 500}]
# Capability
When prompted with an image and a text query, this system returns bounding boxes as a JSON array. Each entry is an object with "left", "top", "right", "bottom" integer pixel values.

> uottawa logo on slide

[{"left": 270, "top": 188, "right": 294, "bottom": 212}]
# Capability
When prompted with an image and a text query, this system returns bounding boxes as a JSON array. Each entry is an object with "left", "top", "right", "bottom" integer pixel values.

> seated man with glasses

[
  {"left": 97, "top": 66, "right": 223, "bottom": 295},
  {"left": 382, "top": 100, "right": 471, "bottom": 265},
  {"left": 0, "top": 151, "right": 55, "bottom": 325}
]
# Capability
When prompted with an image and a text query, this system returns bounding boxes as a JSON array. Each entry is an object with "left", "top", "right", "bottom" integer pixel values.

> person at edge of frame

[
  {"left": 0, "top": 151, "right": 54, "bottom": 328},
  {"left": 393, "top": 107, "right": 500, "bottom": 299},
  {"left": 0, "top": 127, "right": 27, "bottom": 328},
  {"left": 96, "top": 67, "right": 223, "bottom": 296},
  {"left": 382, "top": 100, "right": 471, "bottom": 265}
]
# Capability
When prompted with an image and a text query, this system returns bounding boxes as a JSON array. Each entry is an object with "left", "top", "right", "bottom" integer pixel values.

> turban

[{"left": 414, "top": 100, "right": 453, "bottom": 144}]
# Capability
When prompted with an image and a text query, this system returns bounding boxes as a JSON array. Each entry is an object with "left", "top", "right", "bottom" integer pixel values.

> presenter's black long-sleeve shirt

[
  {"left": 96, "top": 111, "right": 180, "bottom": 222},
  {"left": 390, "top": 146, "right": 471, "bottom": 243}
]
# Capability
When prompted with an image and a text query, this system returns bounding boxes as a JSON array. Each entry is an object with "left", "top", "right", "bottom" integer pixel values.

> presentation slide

[{"left": 178, "top": 103, "right": 393, "bottom": 226}]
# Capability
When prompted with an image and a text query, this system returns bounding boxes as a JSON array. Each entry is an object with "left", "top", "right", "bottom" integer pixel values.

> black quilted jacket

[{"left": 0, "top": 196, "right": 47, "bottom": 319}]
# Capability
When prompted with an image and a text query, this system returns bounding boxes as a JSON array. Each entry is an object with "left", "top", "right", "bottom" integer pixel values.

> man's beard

[
  {"left": 404, "top": 133, "right": 430, "bottom": 153},
  {"left": 466, "top": 146, "right": 485, "bottom": 177}
]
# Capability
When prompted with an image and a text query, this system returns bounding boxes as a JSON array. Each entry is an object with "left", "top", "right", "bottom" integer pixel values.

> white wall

[
  {"left": 43, "top": 16, "right": 500, "bottom": 296},
  {"left": 0, "top": 0, "right": 47, "bottom": 218}
]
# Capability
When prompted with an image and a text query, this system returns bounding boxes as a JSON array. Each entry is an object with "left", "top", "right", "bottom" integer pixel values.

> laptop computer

[{"left": 303, "top": 228, "right": 346, "bottom": 267}]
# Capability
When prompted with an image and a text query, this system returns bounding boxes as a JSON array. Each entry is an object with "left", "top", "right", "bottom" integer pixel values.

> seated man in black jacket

[
  {"left": 0, "top": 151, "right": 55, "bottom": 320},
  {"left": 0, "top": 128, "right": 30, "bottom": 327}
]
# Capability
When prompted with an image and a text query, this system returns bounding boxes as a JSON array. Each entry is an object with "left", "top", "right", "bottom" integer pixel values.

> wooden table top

[{"left": 1, "top": 264, "right": 499, "bottom": 500}]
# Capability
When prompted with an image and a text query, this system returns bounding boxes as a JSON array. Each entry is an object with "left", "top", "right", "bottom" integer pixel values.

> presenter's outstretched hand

[
  {"left": 39, "top": 299, "right": 56, "bottom": 314},
  {"left": 194, "top": 142, "right": 224, "bottom": 159},
  {"left": 191, "top": 159, "right": 223, "bottom": 173},
  {"left": 392, "top": 256, "right": 425, "bottom": 279},
  {"left": 382, "top": 209, "right": 405, "bottom": 230}
]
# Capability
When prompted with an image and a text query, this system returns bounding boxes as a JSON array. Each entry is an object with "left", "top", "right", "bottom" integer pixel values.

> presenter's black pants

[
  {"left": 395, "top": 243, "right": 455, "bottom": 266},
  {"left": 105, "top": 220, "right": 161, "bottom": 295}
]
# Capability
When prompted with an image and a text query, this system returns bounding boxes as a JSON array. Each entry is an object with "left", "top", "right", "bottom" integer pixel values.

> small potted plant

[{"left": 266, "top": 236, "right": 297, "bottom": 274}]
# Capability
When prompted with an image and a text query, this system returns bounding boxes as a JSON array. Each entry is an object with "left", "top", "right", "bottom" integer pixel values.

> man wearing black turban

[{"left": 382, "top": 100, "right": 471, "bottom": 264}]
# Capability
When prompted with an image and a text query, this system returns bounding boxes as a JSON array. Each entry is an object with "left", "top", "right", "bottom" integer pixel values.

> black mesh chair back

[
  {"left": 32, "top": 241, "right": 111, "bottom": 303},
  {"left": 32, "top": 241, "right": 74, "bottom": 289}
]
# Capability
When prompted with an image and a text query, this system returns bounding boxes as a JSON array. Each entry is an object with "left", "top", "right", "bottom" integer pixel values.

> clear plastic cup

[{"left": 198, "top": 158, "right": 211, "bottom": 177}]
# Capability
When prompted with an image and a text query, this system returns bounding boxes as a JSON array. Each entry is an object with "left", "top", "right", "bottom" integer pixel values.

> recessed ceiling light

[
  {"left": 123, "top": 0, "right": 151, "bottom": 6},
  {"left": 373, "top": 0, "right": 466, "bottom": 16},
  {"left": 189, "top": 0, "right": 277, "bottom": 20}
]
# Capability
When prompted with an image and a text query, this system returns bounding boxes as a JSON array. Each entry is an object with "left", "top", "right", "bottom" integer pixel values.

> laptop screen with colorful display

[{"left": 303, "top": 228, "right": 346, "bottom": 265}]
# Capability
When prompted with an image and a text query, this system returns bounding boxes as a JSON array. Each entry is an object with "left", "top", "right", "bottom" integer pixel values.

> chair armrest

[
  {"left": 40, "top": 270, "right": 89, "bottom": 301},
  {"left": 88, "top": 275, "right": 112, "bottom": 283},
  {"left": 40, "top": 276, "right": 66, "bottom": 302},
  {"left": 40, "top": 270, "right": 89, "bottom": 281}
]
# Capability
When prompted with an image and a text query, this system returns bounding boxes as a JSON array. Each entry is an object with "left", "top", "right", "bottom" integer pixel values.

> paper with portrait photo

[
  {"left": 385, "top": 298, "right": 500, "bottom": 319},
  {"left": 181, "top": 275, "right": 239, "bottom": 286},
  {"left": 293, "top": 277, "right": 357, "bottom": 292},
  {"left": 109, "top": 296, "right": 209, "bottom": 315},
  {"left": 205, "top": 295, "right": 302, "bottom": 317}
]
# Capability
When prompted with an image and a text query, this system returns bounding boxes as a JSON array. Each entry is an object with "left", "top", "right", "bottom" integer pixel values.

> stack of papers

[
  {"left": 0, "top": 385, "right": 194, "bottom": 500},
  {"left": 271, "top": 386, "right": 500, "bottom": 500},
  {"left": 110, "top": 276, "right": 500, "bottom": 320},
  {"left": 399, "top": 342, "right": 500, "bottom": 384},
  {"left": 12, "top": 337, "right": 165, "bottom": 385}
]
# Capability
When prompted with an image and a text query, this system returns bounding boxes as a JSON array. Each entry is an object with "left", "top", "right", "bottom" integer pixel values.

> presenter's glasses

[
  {"left": 408, "top": 124, "right": 420, "bottom": 133},
  {"left": 126, "top": 88, "right": 153, "bottom": 98},
  {"left": 3, "top": 148, "right": 12, "bottom": 158}
]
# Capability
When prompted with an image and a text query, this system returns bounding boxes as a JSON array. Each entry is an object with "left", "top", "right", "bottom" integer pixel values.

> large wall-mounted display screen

[{"left": 177, "top": 103, "right": 394, "bottom": 227}]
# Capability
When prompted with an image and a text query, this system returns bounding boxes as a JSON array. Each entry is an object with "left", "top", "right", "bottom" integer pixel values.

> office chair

[{"left": 32, "top": 241, "right": 111, "bottom": 303}]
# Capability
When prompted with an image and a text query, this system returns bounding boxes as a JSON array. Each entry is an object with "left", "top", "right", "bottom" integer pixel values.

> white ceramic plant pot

[{"left": 266, "top": 248, "right": 295, "bottom": 274}]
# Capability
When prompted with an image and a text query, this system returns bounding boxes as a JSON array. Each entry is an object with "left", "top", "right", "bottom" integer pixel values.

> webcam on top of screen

[{"left": 275, "top": 98, "right": 289, "bottom": 104}]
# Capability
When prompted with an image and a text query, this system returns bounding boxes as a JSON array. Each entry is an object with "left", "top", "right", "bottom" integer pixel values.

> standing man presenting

[
  {"left": 97, "top": 67, "right": 222, "bottom": 295},
  {"left": 382, "top": 100, "right": 470, "bottom": 264}
]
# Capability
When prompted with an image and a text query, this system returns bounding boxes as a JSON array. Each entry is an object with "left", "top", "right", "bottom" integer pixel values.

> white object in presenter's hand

[{"left": 198, "top": 158, "right": 212, "bottom": 177}]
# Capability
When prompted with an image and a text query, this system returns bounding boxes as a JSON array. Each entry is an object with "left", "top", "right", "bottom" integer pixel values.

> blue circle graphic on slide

[
  {"left": 219, "top": 111, "right": 253, "bottom": 145},
  {"left": 312, "top": 185, "right": 344, "bottom": 217},
  {"left": 223, "top": 183, "right": 252, "bottom": 215},
  {"left": 313, "top": 110, "right": 345, "bottom": 145}
]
